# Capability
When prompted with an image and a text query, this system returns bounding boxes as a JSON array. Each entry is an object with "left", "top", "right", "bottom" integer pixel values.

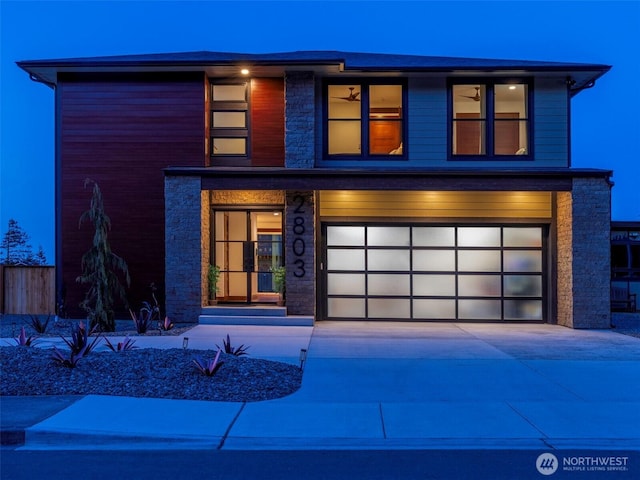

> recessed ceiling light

[
  {"left": 508, "top": 85, "right": 517, "bottom": 90},
  {"left": 241, "top": 68, "right": 249, "bottom": 75}
]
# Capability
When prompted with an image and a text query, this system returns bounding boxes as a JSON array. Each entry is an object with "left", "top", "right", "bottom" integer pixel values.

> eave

[{"left": 163, "top": 167, "right": 613, "bottom": 192}]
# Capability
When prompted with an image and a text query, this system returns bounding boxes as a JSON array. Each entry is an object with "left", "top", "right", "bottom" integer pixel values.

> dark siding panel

[
  {"left": 59, "top": 75, "right": 206, "bottom": 318},
  {"left": 251, "top": 78, "right": 285, "bottom": 166}
]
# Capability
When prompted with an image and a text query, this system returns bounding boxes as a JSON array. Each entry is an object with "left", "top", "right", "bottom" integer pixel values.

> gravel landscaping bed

[
  {"left": 0, "top": 315, "right": 194, "bottom": 339},
  {"left": 0, "top": 315, "right": 303, "bottom": 402},
  {"left": 0, "top": 346, "right": 302, "bottom": 402}
]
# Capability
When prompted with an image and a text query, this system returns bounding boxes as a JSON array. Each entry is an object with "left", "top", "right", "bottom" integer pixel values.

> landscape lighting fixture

[
  {"left": 299, "top": 348, "right": 308, "bottom": 371},
  {"left": 183, "top": 337, "right": 189, "bottom": 349}
]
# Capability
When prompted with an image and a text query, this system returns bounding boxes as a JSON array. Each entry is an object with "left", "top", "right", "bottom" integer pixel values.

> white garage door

[{"left": 324, "top": 224, "right": 544, "bottom": 321}]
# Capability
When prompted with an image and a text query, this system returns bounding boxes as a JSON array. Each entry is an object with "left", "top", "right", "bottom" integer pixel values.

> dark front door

[{"left": 213, "top": 210, "right": 283, "bottom": 303}]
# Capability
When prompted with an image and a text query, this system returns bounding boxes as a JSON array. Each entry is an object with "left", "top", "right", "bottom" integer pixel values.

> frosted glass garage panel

[
  {"left": 458, "top": 250, "right": 501, "bottom": 272},
  {"left": 367, "top": 227, "right": 410, "bottom": 246},
  {"left": 504, "top": 251, "right": 541, "bottom": 272},
  {"left": 503, "top": 227, "right": 542, "bottom": 247},
  {"left": 413, "top": 299, "right": 456, "bottom": 319},
  {"left": 327, "top": 250, "right": 365, "bottom": 270},
  {"left": 504, "top": 300, "right": 543, "bottom": 320},
  {"left": 413, "top": 227, "right": 455, "bottom": 246},
  {"left": 458, "top": 275, "right": 501, "bottom": 297},
  {"left": 328, "top": 298, "right": 365, "bottom": 318},
  {"left": 413, "top": 274, "right": 456, "bottom": 296},
  {"left": 504, "top": 275, "right": 542, "bottom": 297},
  {"left": 327, "top": 226, "right": 365, "bottom": 246},
  {"left": 368, "top": 250, "right": 410, "bottom": 271},
  {"left": 327, "top": 274, "right": 365, "bottom": 295},
  {"left": 458, "top": 227, "right": 501, "bottom": 247},
  {"left": 368, "top": 299, "right": 411, "bottom": 318},
  {"left": 458, "top": 299, "right": 501, "bottom": 320},
  {"left": 413, "top": 250, "right": 455, "bottom": 271},
  {"left": 368, "top": 274, "right": 410, "bottom": 295}
]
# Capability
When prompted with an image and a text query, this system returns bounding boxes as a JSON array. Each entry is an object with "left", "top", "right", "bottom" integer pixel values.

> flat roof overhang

[{"left": 164, "top": 167, "right": 613, "bottom": 192}]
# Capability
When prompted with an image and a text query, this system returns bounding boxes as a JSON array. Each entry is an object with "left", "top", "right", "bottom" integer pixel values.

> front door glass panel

[{"left": 214, "top": 210, "right": 282, "bottom": 303}]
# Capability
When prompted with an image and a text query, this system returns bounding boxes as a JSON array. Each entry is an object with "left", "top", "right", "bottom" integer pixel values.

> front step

[
  {"left": 199, "top": 306, "right": 314, "bottom": 326},
  {"left": 201, "top": 306, "right": 288, "bottom": 317}
]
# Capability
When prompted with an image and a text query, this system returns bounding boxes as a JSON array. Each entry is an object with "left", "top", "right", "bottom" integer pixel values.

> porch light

[
  {"left": 508, "top": 85, "right": 517, "bottom": 90},
  {"left": 240, "top": 68, "right": 249, "bottom": 75},
  {"left": 299, "top": 348, "right": 308, "bottom": 371},
  {"left": 183, "top": 337, "right": 189, "bottom": 349}
]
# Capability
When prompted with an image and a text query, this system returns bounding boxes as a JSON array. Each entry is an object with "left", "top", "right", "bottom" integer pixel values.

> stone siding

[
  {"left": 165, "top": 175, "right": 202, "bottom": 323},
  {"left": 284, "top": 191, "right": 315, "bottom": 315},
  {"left": 285, "top": 72, "right": 315, "bottom": 168},
  {"left": 556, "top": 178, "right": 611, "bottom": 328},
  {"left": 211, "top": 190, "right": 284, "bottom": 205},
  {"left": 556, "top": 191, "right": 573, "bottom": 326}
]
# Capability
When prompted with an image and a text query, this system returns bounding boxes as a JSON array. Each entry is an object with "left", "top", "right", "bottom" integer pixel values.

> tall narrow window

[
  {"left": 452, "top": 82, "right": 529, "bottom": 157},
  {"left": 211, "top": 83, "right": 248, "bottom": 158},
  {"left": 327, "top": 82, "right": 405, "bottom": 158}
]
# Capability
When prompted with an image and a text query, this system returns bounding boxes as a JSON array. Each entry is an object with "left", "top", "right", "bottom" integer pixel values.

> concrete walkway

[{"left": 2, "top": 322, "right": 639, "bottom": 451}]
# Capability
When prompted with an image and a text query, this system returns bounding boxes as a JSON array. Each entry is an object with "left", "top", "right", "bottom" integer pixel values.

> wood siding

[
  {"left": 58, "top": 73, "right": 206, "bottom": 316},
  {"left": 319, "top": 191, "right": 552, "bottom": 218},
  {"left": 251, "top": 78, "right": 285, "bottom": 166},
  {"left": 533, "top": 77, "right": 569, "bottom": 166},
  {"left": 1, "top": 266, "right": 55, "bottom": 314}
]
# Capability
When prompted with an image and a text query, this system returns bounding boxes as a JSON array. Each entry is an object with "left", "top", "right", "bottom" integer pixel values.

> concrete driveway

[{"left": 4, "top": 321, "right": 640, "bottom": 451}]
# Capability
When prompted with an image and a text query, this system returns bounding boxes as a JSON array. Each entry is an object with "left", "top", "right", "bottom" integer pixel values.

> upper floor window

[
  {"left": 211, "top": 83, "right": 248, "bottom": 158},
  {"left": 326, "top": 82, "right": 405, "bottom": 158},
  {"left": 451, "top": 82, "right": 530, "bottom": 158}
]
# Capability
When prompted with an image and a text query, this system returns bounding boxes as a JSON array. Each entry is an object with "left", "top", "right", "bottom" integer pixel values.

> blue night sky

[{"left": 1, "top": 0, "right": 639, "bottom": 262}]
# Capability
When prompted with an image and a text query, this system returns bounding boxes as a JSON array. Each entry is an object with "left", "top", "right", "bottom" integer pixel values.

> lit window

[
  {"left": 327, "top": 82, "right": 405, "bottom": 158},
  {"left": 211, "top": 83, "right": 248, "bottom": 158},
  {"left": 451, "top": 82, "right": 529, "bottom": 157}
]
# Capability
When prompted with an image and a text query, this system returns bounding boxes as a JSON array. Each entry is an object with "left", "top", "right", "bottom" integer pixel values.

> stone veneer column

[
  {"left": 285, "top": 71, "right": 315, "bottom": 168},
  {"left": 284, "top": 72, "right": 316, "bottom": 318},
  {"left": 284, "top": 191, "right": 315, "bottom": 316},
  {"left": 556, "top": 177, "right": 611, "bottom": 328},
  {"left": 165, "top": 175, "right": 206, "bottom": 324}
]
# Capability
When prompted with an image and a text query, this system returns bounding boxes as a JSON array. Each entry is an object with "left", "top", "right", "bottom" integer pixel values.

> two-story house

[{"left": 18, "top": 51, "right": 612, "bottom": 328}]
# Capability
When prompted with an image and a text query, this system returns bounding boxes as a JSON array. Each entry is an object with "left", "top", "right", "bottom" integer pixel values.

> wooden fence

[{"left": 0, "top": 266, "right": 56, "bottom": 314}]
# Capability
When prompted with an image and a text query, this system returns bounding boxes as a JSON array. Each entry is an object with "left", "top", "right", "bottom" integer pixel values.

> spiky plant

[
  {"left": 193, "top": 349, "right": 224, "bottom": 377},
  {"left": 29, "top": 314, "right": 51, "bottom": 334},
  {"left": 60, "top": 321, "right": 101, "bottom": 357},
  {"left": 130, "top": 302, "right": 154, "bottom": 334},
  {"left": 51, "top": 346, "right": 85, "bottom": 368},
  {"left": 11, "top": 326, "right": 37, "bottom": 347},
  {"left": 160, "top": 316, "right": 174, "bottom": 331},
  {"left": 216, "top": 334, "right": 250, "bottom": 356},
  {"left": 76, "top": 179, "right": 130, "bottom": 332},
  {"left": 104, "top": 335, "right": 137, "bottom": 352}
]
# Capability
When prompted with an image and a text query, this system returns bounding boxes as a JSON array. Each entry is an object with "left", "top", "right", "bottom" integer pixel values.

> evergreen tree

[
  {"left": 76, "top": 179, "right": 130, "bottom": 332},
  {"left": 33, "top": 246, "right": 48, "bottom": 266},
  {"left": 0, "top": 219, "right": 43, "bottom": 265}
]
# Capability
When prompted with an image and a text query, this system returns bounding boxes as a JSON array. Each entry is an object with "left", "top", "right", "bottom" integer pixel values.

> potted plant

[
  {"left": 272, "top": 265, "right": 286, "bottom": 306},
  {"left": 208, "top": 264, "right": 221, "bottom": 305}
]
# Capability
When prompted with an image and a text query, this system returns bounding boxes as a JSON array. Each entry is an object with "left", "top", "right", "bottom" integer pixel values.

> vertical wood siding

[
  {"left": 59, "top": 73, "right": 206, "bottom": 317},
  {"left": 2, "top": 266, "right": 55, "bottom": 314},
  {"left": 251, "top": 78, "right": 285, "bottom": 166}
]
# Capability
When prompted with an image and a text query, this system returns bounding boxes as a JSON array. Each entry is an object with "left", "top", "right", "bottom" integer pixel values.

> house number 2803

[{"left": 291, "top": 195, "right": 306, "bottom": 278}]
